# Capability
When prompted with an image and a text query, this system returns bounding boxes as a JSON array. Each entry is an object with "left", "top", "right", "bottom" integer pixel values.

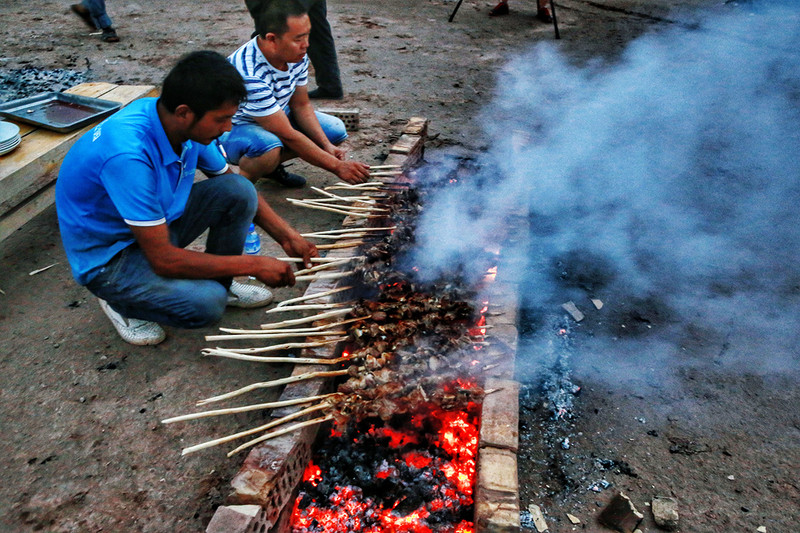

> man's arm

[
  {"left": 253, "top": 193, "right": 319, "bottom": 267},
  {"left": 130, "top": 223, "right": 297, "bottom": 286},
  {"left": 289, "top": 85, "right": 340, "bottom": 155},
  {"left": 254, "top": 104, "right": 370, "bottom": 184},
  {"left": 199, "top": 164, "right": 318, "bottom": 267}
]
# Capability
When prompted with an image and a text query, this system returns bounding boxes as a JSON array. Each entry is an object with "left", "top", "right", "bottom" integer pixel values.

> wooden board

[{"left": 0, "top": 82, "right": 157, "bottom": 241}]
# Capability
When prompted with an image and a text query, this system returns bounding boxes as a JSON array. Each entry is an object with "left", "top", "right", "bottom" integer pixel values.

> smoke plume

[{"left": 410, "top": 1, "right": 800, "bottom": 382}]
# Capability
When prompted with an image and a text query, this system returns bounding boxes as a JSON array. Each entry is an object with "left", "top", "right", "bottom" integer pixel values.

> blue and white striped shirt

[{"left": 228, "top": 37, "right": 309, "bottom": 126}]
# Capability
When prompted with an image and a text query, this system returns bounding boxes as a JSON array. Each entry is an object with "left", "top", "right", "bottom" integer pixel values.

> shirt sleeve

[
  {"left": 99, "top": 152, "right": 166, "bottom": 226},
  {"left": 198, "top": 142, "right": 229, "bottom": 176}
]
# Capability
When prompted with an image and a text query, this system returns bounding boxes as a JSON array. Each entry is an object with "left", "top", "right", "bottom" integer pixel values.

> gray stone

[{"left": 652, "top": 496, "right": 679, "bottom": 530}]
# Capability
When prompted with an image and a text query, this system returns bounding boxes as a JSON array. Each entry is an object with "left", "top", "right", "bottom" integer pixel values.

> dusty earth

[{"left": 1, "top": 1, "right": 798, "bottom": 532}]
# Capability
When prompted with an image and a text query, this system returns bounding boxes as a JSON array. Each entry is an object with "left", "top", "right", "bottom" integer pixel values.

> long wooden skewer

[
  {"left": 162, "top": 393, "right": 340, "bottom": 424},
  {"left": 293, "top": 259, "right": 352, "bottom": 276},
  {"left": 300, "top": 233, "right": 371, "bottom": 241},
  {"left": 209, "top": 351, "right": 359, "bottom": 364},
  {"left": 203, "top": 338, "right": 344, "bottom": 357},
  {"left": 302, "top": 227, "right": 394, "bottom": 236},
  {"left": 324, "top": 186, "right": 383, "bottom": 192},
  {"left": 294, "top": 271, "right": 353, "bottom": 282},
  {"left": 368, "top": 165, "right": 402, "bottom": 170},
  {"left": 266, "top": 302, "right": 349, "bottom": 314},
  {"left": 182, "top": 403, "right": 332, "bottom": 455},
  {"left": 291, "top": 195, "right": 374, "bottom": 205},
  {"left": 329, "top": 181, "right": 392, "bottom": 188},
  {"left": 286, "top": 199, "right": 371, "bottom": 218},
  {"left": 275, "top": 285, "right": 352, "bottom": 307},
  {"left": 206, "top": 330, "right": 347, "bottom": 341},
  {"left": 261, "top": 308, "right": 353, "bottom": 330},
  {"left": 310, "top": 186, "right": 370, "bottom": 202},
  {"left": 275, "top": 257, "right": 354, "bottom": 263},
  {"left": 292, "top": 198, "right": 388, "bottom": 213},
  {"left": 201, "top": 347, "right": 359, "bottom": 363},
  {"left": 226, "top": 414, "right": 335, "bottom": 457},
  {"left": 196, "top": 369, "right": 352, "bottom": 405},
  {"left": 315, "top": 241, "right": 364, "bottom": 250},
  {"left": 369, "top": 171, "right": 403, "bottom": 177},
  {"left": 219, "top": 316, "right": 367, "bottom": 335}
]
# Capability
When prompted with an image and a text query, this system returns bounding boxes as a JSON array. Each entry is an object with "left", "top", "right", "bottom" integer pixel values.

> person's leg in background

[
  {"left": 488, "top": 0, "right": 551, "bottom": 21},
  {"left": 70, "top": 0, "right": 120, "bottom": 42},
  {"left": 305, "top": 0, "right": 343, "bottom": 99}
]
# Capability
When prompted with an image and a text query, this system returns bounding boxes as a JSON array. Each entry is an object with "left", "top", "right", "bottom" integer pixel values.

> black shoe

[
  {"left": 536, "top": 7, "right": 552, "bottom": 23},
  {"left": 266, "top": 165, "right": 306, "bottom": 187},
  {"left": 70, "top": 3, "right": 97, "bottom": 29},
  {"left": 308, "top": 87, "right": 344, "bottom": 100},
  {"left": 101, "top": 27, "right": 120, "bottom": 42}
]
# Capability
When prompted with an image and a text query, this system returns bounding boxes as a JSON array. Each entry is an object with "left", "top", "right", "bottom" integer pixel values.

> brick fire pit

[{"left": 206, "top": 119, "right": 522, "bottom": 533}]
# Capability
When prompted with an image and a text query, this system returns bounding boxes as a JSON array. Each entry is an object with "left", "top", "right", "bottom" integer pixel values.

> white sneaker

[
  {"left": 227, "top": 280, "right": 274, "bottom": 308},
  {"left": 97, "top": 298, "right": 166, "bottom": 346}
]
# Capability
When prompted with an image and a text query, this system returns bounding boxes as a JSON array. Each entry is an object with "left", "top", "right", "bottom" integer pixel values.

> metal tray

[{"left": 0, "top": 92, "right": 121, "bottom": 133}]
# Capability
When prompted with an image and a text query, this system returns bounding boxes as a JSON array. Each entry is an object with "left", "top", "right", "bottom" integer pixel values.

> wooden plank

[
  {"left": 0, "top": 83, "right": 157, "bottom": 219},
  {"left": 0, "top": 181, "right": 56, "bottom": 242},
  {"left": 66, "top": 81, "right": 118, "bottom": 98}
]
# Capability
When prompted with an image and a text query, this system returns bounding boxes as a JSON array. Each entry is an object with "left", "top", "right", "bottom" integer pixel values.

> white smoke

[{"left": 411, "top": 1, "right": 800, "bottom": 381}]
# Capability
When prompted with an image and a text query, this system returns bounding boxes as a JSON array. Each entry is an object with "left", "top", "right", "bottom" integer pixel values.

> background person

[
  {"left": 221, "top": 1, "right": 370, "bottom": 188},
  {"left": 70, "top": 1, "right": 120, "bottom": 42},
  {"left": 245, "top": 0, "right": 343, "bottom": 99}
]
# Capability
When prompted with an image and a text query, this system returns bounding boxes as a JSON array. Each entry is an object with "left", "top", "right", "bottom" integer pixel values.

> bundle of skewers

[{"left": 162, "top": 170, "right": 497, "bottom": 457}]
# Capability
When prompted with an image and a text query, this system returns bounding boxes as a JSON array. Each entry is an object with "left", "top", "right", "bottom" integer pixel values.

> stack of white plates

[{"left": 0, "top": 121, "right": 21, "bottom": 156}]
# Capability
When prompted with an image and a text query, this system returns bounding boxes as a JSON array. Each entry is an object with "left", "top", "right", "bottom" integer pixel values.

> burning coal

[{"left": 291, "top": 402, "right": 479, "bottom": 533}]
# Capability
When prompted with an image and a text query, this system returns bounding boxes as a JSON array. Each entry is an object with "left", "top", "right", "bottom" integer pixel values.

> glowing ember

[{"left": 290, "top": 402, "right": 480, "bottom": 533}]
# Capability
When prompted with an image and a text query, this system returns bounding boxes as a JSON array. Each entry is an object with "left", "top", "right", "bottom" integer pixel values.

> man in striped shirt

[{"left": 221, "top": 0, "right": 370, "bottom": 187}]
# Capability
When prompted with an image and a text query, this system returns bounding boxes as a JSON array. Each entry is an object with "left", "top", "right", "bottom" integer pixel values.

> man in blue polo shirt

[
  {"left": 220, "top": 0, "right": 370, "bottom": 187},
  {"left": 56, "top": 51, "right": 317, "bottom": 345}
]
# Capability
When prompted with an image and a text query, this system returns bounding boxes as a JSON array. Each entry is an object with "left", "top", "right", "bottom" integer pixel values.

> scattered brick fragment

[
  {"left": 598, "top": 492, "right": 644, "bottom": 533},
  {"left": 528, "top": 504, "right": 549, "bottom": 532}
]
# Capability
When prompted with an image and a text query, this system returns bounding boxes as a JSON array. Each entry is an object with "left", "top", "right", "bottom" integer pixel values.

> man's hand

[
  {"left": 280, "top": 231, "right": 319, "bottom": 269},
  {"left": 335, "top": 160, "right": 371, "bottom": 184},
  {"left": 324, "top": 144, "right": 347, "bottom": 161},
  {"left": 252, "top": 256, "right": 296, "bottom": 286}
]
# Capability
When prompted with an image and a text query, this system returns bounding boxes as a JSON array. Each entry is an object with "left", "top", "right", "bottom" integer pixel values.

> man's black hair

[
  {"left": 159, "top": 51, "right": 247, "bottom": 119},
  {"left": 255, "top": 0, "right": 307, "bottom": 39}
]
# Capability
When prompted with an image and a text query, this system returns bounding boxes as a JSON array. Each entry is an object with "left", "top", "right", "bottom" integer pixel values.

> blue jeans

[
  {"left": 85, "top": 174, "right": 258, "bottom": 328},
  {"left": 81, "top": 0, "right": 113, "bottom": 29},
  {"left": 220, "top": 111, "right": 347, "bottom": 165}
]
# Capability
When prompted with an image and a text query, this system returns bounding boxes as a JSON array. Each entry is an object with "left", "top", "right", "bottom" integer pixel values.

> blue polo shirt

[{"left": 55, "top": 97, "right": 228, "bottom": 285}]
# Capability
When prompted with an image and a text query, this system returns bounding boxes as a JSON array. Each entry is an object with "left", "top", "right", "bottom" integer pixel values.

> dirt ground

[{"left": 1, "top": 0, "right": 797, "bottom": 532}]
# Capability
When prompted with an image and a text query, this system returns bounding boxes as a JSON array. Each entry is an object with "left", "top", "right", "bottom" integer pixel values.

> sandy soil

[{"left": 1, "top": 1, "right": 797, "bottom": 532}]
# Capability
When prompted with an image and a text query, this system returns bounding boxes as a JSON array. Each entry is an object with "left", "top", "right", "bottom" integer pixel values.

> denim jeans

[
  {"left": 220, "top": 111, "right": 347, "bottom": 165},
  {"left": 81, "top": 0, "right": 113, "bottom": 29},
  {"left": 85, "top": 174, "right": 258, "bottom": 328}
]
